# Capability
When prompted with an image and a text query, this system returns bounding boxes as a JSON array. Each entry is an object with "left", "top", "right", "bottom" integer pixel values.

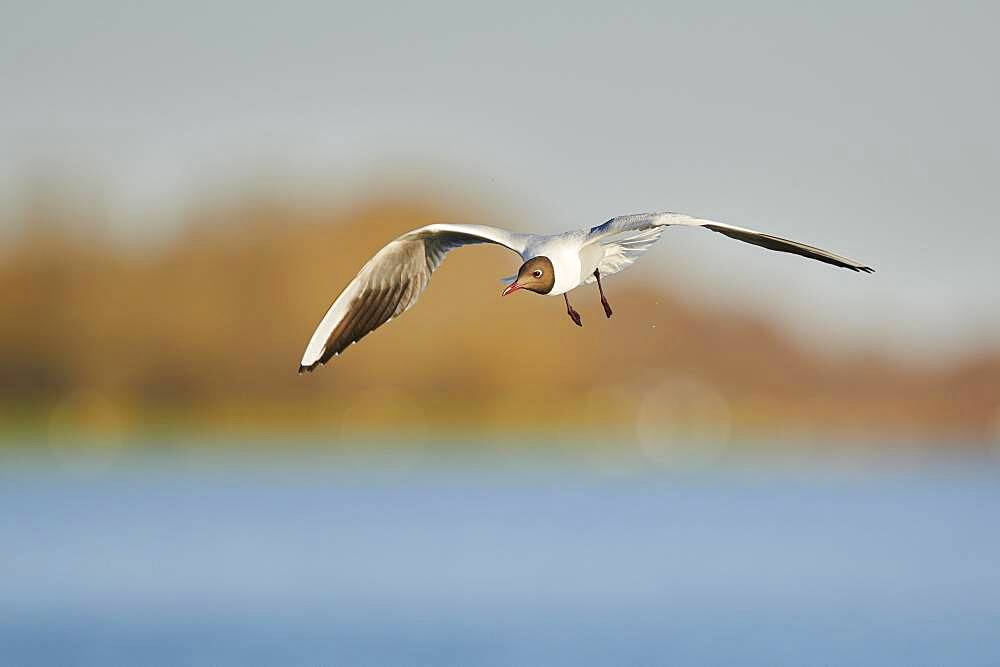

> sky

[{"left": 1, "top": 0, "right": 997, "bottom": 361}]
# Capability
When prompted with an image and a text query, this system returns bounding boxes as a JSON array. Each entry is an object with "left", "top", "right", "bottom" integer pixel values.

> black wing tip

[
  {"left": 853, "top": 265, "right": 876, "bottom": 274},
  {"left": 299, "top": 351, "right": 340, "bottom": 374}
]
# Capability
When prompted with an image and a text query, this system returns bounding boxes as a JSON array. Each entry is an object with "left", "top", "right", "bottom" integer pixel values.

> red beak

[{"left": 501, "top": 282, "right": 522, "bottom": 296}]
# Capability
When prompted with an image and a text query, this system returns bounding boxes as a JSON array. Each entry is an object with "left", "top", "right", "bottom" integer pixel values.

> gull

[{"left": 298, "top": 212, "right": 873, "bottom": 373}]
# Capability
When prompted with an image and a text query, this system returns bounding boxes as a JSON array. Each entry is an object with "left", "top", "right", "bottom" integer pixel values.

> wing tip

[
  {"left": 853, "top": 265, "right": 876, "bottom": 274},
  {"left": 299, "top": 347, "right": 344, "bottom": 374},
  {"left": 298, "top": 360, "right": 322, "bottom": 374}
]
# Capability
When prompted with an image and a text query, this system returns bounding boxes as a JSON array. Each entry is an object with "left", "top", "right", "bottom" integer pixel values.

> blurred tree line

[{"left": 1, "top": 188, "right": 998, "bottom": 446}]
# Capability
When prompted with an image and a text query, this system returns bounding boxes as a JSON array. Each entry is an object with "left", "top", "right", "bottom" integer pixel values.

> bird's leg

[
  {"left": 563, "top": 293, "right": 583, "bottom": 327},
  {"left": 593, "top": 269, "right": 613, "bottom": 318}
]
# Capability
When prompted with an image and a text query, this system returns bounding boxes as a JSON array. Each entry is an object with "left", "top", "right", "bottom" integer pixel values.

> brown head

[{"left": 501, "top": 256, "right": 555, "bottom": 296}]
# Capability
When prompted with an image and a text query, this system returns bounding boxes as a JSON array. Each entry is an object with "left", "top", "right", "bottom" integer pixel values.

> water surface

[{"left": 2, "top": 448, "right": 998, "bottom": 665}]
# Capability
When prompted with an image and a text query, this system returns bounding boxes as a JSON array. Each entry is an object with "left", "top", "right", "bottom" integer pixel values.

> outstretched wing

[
  {"left": 299, "top": 224, "right": 528, "bottom": 372},
  {"left": 586, "top": 212, "right": 874, "bottom": 277}
]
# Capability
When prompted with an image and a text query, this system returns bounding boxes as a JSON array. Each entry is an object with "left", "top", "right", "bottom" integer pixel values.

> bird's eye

[{"left": 532, "top": 269, "right": 543, "bottom": 278}]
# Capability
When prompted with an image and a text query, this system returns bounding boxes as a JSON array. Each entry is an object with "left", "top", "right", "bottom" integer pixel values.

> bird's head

[{"left": 502, "top": 256, "right": 555, "bottom": 296}]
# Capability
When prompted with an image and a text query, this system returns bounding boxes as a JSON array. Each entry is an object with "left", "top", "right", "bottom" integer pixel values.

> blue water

[{"left": 1, "top": 450, "right": 999, "bottom": 665}]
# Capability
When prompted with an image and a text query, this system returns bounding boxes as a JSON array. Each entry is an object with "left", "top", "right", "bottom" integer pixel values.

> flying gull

[{"left": 299, "top": 212, "right": 873, "bottom": 373}]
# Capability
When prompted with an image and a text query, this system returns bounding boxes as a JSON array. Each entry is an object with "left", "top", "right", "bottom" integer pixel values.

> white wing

[
  {"left": 299, "top": 224, "right": 528, "bottom": 372},
  {"left": 585, "top": 212, "right": 874, "bottom": 279}
]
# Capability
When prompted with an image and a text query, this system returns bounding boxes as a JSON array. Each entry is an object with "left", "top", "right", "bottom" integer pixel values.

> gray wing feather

[
  {"left": 588, "top": 212, "right": 874, "bottom": 275},
  {"left": 299, "top": 224, "right": 526, "bottom": 372}
]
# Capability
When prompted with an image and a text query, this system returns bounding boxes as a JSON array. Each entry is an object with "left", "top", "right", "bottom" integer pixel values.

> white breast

[{"left": 529, "top": 235, "right": 587, "bottom": 296}]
